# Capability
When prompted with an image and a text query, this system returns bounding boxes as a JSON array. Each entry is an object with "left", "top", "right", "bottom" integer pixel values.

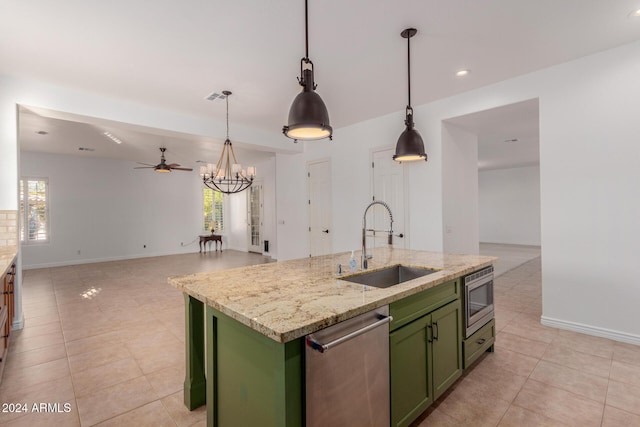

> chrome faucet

[{"left": 362, "top": 200, "right": 394, "bottom": 269}]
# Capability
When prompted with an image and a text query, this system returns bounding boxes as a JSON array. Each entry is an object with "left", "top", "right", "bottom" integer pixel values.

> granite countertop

[
  {"left": 168, "top": 247, "right": 496, "bottom": 343},
  {"left": 0, "top": 246, "right": 18, "bottom": 277}
]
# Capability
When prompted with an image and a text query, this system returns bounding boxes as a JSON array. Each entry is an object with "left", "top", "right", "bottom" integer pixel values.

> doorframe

[
  {"left": 246, "top": 180, "right": 263, "bottom": 253},
  {"left": 369, "top": 145, "right": 411, "bottom": 249},
  {"left": 307, "top": 158, "right": 332, "bottom": 257}
]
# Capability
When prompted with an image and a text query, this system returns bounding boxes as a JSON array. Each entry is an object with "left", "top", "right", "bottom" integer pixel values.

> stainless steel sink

[{"left": 339, "top": 265, "right": 438, "bottom": 288}]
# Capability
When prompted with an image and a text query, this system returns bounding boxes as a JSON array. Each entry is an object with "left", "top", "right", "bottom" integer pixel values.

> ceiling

[{"left": 3, "top": 1, "right": 640, "bottom": 168}]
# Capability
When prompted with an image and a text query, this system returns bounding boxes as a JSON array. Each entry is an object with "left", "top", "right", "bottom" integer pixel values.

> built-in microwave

[{"left": 463, "top": 266, "right": 494, "bottom": 338}]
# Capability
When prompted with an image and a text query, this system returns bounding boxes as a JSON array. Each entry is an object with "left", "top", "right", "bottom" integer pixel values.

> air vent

[
  {"left": 78, "top": 147, "right": 96, "bottom": 152},
  {"left": 205, "top": 92, "right": 227, "bottom": 101}
]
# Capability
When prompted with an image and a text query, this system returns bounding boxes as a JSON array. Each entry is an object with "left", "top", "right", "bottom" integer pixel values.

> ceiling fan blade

[
  {"left": 136, "top": 162, "right": 157, "bottom": 167},
  {"left": 134, "top": 166, "right": 156, "bottom": 169},
  {"left": 167, "top": 163, "right": 181, "bottom": 168},
  {"left": 170, "top": 167, "right": 193, "bottom": 171}
]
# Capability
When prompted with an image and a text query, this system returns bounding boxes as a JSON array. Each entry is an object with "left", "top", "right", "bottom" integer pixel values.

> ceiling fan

[{"left": 134, "top": 147, "right": 193, "bottom": 173}]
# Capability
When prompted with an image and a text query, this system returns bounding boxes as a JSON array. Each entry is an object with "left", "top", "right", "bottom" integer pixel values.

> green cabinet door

[
  {"left": 390, "top": 314, "right": 432, "bottom": 427},
  {"left": 431, "top": 300, "right": 462, "bottom": 400}
]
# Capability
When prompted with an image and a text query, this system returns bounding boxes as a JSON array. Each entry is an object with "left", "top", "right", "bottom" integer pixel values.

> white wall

[
  {"left": 442, "top": 123, "right": 479, "bottom": 254},
  {"left": 20, "top": 151, "right": 204, "bottom": 268},
  {"left": 479, "top": 166, "right": 541, "bottom": 246},
  {"left": 274, "top": 40, "right": 640, "bottom": 343}
]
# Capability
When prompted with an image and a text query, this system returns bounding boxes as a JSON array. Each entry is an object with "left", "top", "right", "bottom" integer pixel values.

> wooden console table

[{"left": 199, "top": 234, "right": 222, "bottom": 253}]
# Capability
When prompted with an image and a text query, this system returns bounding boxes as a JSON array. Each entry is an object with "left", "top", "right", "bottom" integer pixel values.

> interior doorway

[
  {"left": 307, "top": 159, "right": 332, "bottom": 257},
  {"left": 442, "top": 98, "right": 541, "bottom": 271},
  {"left": 247, "top": 182, "right": 263, "bottom": 253}
]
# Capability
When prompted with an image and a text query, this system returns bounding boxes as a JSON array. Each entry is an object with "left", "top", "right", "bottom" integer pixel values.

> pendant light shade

[
  {"left": 283, "top": 0, "right": 332, "bottom": 142},
  {"left": 393, "top": 28, "right": 427, "bottom": 163}
]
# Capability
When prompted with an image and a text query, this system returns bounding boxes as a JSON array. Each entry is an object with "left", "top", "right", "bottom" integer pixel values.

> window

[
  {"left": 19, "top": 178, "right": 49, "bottom": 243},
  {"left": 203, "top": 188, "right": 224, "bottom": 232}
]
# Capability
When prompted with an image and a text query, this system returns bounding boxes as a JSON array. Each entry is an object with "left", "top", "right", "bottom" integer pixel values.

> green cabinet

[{"left": 390, "top": 299, "right": 462, "bottom": 427}]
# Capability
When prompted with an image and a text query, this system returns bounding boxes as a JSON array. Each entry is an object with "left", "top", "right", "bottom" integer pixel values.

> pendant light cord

[
  {"left": 407, "top": 34, "right": 411, "bottom": 107},
  {"left": 226, "top": 96, "right": 229, "bottom": 140},
  {"left": 304, "top": 0, "right": 309, "bottom": 61}
]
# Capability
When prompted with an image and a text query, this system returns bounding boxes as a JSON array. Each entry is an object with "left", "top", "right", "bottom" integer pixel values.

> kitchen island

[{"left": 169, "top": 248, "right": 495, "bottom": 427}]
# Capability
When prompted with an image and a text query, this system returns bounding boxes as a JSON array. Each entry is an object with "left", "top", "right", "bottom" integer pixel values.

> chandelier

[{"left": 200, "top": 91, "right": 256, "bottom": 194}]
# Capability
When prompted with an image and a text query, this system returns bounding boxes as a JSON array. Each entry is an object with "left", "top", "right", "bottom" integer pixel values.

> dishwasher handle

[{"left": 306, "top": 314, "right": 393, "bottom": 353}]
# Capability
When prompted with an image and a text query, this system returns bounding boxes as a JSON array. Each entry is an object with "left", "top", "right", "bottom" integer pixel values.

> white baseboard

[
  {"left": 541, "top": 316, "right": 640, "bottom": 346},
  {"left": 11, "top": 315, "right": 24, "bottom": 331}
]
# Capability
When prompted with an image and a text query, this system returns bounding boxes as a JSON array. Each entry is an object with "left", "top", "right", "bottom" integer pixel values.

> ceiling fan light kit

[
  {"left": 282, "top": 0, "right": 332, "bottom": 143},
  {"left": 134, "top": 147, "right": 193, "bottom": 173},
  {"left": 201, "top": 91, "right": 256, "bottom": 194},
  {"left": 393, "top": 28, "right": 427, "bottom": 163}
]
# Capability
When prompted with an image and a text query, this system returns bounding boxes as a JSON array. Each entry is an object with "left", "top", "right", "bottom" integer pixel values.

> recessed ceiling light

[
  {"left": 455, "top": 69, "right": 470, "bottom": 77},
  {"left": 629, "top": 8, "right": 640, "bottom": 17},
  {"left": 103, "top": 131, "right": 123, "bottom": 144},
  {"left": 35, "top": 130, "right": 48, "bottom": 135}
]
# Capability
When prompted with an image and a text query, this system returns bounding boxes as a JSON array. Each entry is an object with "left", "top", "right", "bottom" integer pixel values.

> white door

[
  {"left": 308, "top": 160, "right": 332, "bottom": 257},
  {"left": 247, "top": 183, "right": 263, "bottom": 253},
  {"left": 372, "top": 148, "right": 407, "bottom": 249}
]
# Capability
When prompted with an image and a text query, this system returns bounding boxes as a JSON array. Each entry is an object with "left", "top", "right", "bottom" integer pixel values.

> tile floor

[{"left": 1, "top": 247, "right": 639, "bottom": 426}]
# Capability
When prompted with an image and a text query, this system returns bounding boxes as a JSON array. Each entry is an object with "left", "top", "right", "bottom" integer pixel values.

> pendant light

[
  {"left": 393, "top": 28, "right": 427, "bottom": 163},
  {"left": 282, "top": 0, "right": 332, "bottom": 143},
  {"left": 200, "top": 91, "right": 256, "bottom": 194}
]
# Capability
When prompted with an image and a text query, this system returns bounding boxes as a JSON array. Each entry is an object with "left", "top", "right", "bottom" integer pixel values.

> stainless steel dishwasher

[{"left": 305, "top": 305, "right": 392, "bottom": 427}]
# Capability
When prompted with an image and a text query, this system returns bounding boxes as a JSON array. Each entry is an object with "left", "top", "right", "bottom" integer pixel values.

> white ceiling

[
  {"left": 3, "top": 1, "right": 640, "bottom": 167},
  {"left": 445, "top": 99, "right": 540, "bottom": 171}
]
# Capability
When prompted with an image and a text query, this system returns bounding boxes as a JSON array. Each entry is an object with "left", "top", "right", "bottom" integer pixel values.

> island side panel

[
  {"left": 207, "top": 306, "right": 304, "bottom": 427},
  {"left": 184, "top": 294, "right": 206, "bottom": 410}
]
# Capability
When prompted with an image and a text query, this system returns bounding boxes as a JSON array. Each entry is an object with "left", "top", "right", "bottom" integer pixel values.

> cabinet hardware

[
  {"left": 433, "top": 321, "right": 439, "bottom": 341},
  {"left": 476, "top": 338, "right": 486, "bottom": 345},
  {"left": 322, "top": 229, "right": 329, "bottom": 234},
  {"left": 427, "top": 324, "right": 433, "bottom": 343}
]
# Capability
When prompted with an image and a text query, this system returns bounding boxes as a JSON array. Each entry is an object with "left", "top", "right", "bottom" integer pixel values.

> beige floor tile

[
  {"left": 72, "top": 357, "right": 143, "bottom": 397},
  {"left": 0, "top": 376, "right": 75, "bottom": 424},
  {"left": 497, "top": 405, "right": 570, "bottom": 426},
  {"left": 513, "top": 379, "right": 603, "bottom": 427},
  {"left": 434, "top": 379, "right": 511, "bottom": 426},
  {"left": 22, "top": 312, "right": 60, "bottom": 327},
  {"left": 94, "top": 400, "right": 176, "bottom": 427},
  {"left": 494, "top": 308, "right": 520, "bottom": 332},
  {"left": 553, "top": 329, "right": 615, "bottom": 359},
  {"left": 161, "top": 391, "right": 207, "bottom": 427},
  {"left": 495, "top": 331, "right": 549, "bottom": 359},
  {"left": 127, "top": 335, "right": 184, "bottom": 375},
  {"left": 76, "top": 376, "right": 157, "bottom": 426},
  {"left": 0, "top": 357, "right": 70, "bottom": 390},
  {"left": 477, "top": 347, "right": 540, "bottom": 377},
  {"left": 4, "top": 342, "right": 67, "bottom": 370},
  {"left": 529, "top": 360, "right": 608, "bottom": 403},
  {"left": 146, "top": 364, "right": 185, "bottom": 399},
  {"left": 602, "top": 405, "right": 640, "bottom": 426},
  {"left": 542, "top": 342, "right": 611, "bottom": 378},
  {"left": 65, "top": 330, "right": 123, "bottom": 357},
  {"left": 0, "top": 406, "right": 80, "bottom": 427},
  {"left": 606, "top": 380, "right": 640, "bottom": 416},
  {"left": 502, "top": 318, "right": 558, "bottom": 344},
  {"left": 413, "top": 407, "right": 460, "bottom": 426},
  {"left": 68, "top": 343, "right": 132, "bottom": 374},
  {"left": 18, "top": 321, "right": 62, "bottom": 339},
  {"left": 8, "top": 330, "right": 65, "bottom": 354},
  {"left": 613, "top": 342, "right": 640, "bottom": 367},
  {"left": 610, "top": 359, "right": 640, "bottom": 388}
]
